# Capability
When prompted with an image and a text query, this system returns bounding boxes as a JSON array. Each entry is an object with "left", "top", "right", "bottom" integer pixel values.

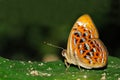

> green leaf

[{"left": 0, "top": 56, "right": 120, "bottom": 80}]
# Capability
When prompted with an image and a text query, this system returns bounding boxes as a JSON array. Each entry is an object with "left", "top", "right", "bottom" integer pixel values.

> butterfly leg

[
  {"left": 64, "top": 59, "right": 70, "bottom": 70},
  {"left": 78, "top": 65, "right": 81, "bottom": 70}
]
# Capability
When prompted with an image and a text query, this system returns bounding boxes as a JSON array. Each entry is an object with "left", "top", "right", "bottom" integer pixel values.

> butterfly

[{"left": 62, "top": 14, "right": 108, "bottom": 69}]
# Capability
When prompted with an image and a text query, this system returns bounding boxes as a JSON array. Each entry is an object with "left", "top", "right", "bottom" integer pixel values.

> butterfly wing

[{"left": 67, "top": 14, "right": 108, "bottom": 69}]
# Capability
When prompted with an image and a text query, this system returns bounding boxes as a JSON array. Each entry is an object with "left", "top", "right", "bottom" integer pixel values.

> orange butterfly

[{"left": 62, "top": 14, "right": 108, "bottom": 69}]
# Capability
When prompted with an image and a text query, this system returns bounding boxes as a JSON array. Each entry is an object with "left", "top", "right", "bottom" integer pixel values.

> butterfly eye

[{"left": 62, "top": 49, "right": 67, "bottom": 57}]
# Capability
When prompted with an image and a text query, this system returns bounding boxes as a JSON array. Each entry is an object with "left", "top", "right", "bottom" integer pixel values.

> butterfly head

[{"left": 62, "top": 49, "right": 67, "bottom": 58}]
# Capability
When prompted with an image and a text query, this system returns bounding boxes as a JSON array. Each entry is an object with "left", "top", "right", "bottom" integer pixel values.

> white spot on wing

[
  {"left": 90, "top": 34, "right": 93, "bottom": 38},
  {"left": 74, "top": 38, "right": 77, "bottom": 46},
  {"left": 77, "top": 22, "right": 87, "bottom": 27},
  {"left": 85, "top": 43, "right": 90, "bottom": 50},
  {"left": 85, "top": 28, "right": 88, "bottom": 30},
  {"left": 86, "top": 56, "right": 90, "bottom": 60},
  {"left": 93, "top": 48, "right": 96, "bottom": 52},
  {"left": 74, "top": 31, "right": 81, "bottom": 37},
  {"left": 80, "top": 50, "right": 83, "bottom": 54},
  {"left": 86, "top": 56, "right": 92, "bottom": 64},
  {"left": 79, "top": 44, "right": 82, "bottom": 48},
  {"left": 89, "top": 52, "right": 93, "bottom": 57},
  {"left": 81, "top": 38, "right": 85, "bottom": 42}
]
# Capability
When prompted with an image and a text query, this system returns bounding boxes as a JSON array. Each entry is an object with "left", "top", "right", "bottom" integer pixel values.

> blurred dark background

[{"left": 0, "top": 0, "right": 120, "bottom": 61}]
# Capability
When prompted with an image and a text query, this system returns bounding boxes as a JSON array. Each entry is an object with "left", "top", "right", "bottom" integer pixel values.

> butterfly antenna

[{"left": 44, "top": 42, "right": 64, "bottom": 50}]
